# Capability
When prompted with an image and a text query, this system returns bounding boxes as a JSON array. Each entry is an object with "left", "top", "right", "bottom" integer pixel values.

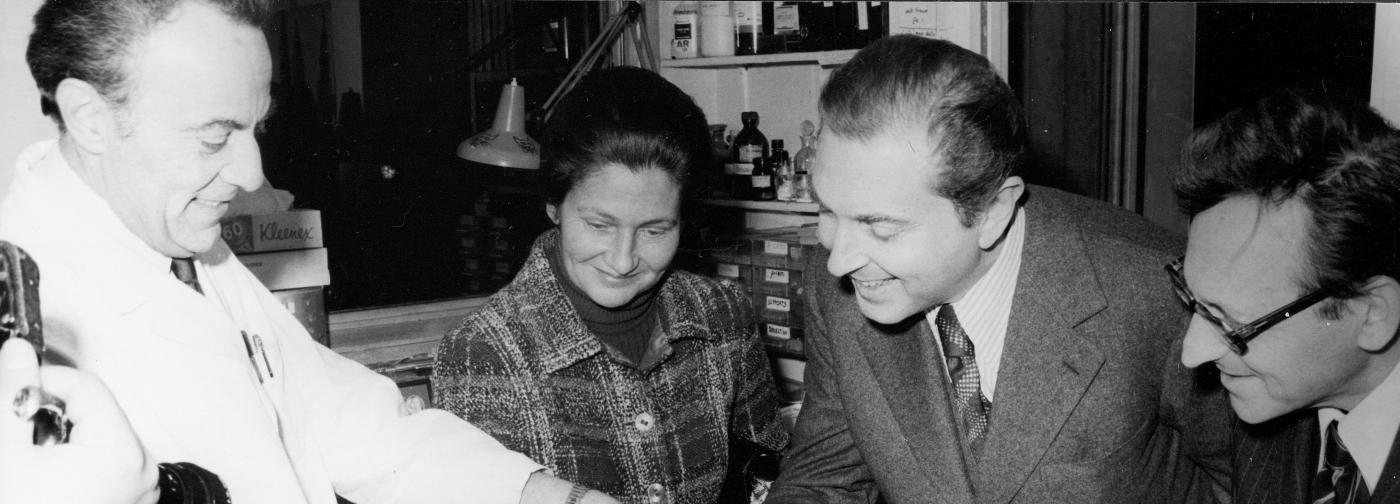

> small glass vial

[{"left": 792, "top": 120, "right": 816, "bottom": 203}]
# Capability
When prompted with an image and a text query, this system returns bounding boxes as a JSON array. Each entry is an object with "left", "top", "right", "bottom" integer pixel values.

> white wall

[
  {"left": 0, "top": 0, "right": 56, "bottom": 210},
  {"left": 1372, "top": 4, "right": 1400, "bottom": 123},
  {"left": 0, "top": 0, "right": 363, "bottom": 210}
]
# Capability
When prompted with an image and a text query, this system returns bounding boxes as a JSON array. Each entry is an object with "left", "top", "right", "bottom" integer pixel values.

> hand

[{"left": 0, "top": 338, "right": 159, "bottom": 504}]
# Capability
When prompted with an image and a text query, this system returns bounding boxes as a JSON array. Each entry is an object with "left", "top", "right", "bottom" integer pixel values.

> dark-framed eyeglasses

[{"left": 1164, "top": 257, "right": 1330, "bottom": 355}]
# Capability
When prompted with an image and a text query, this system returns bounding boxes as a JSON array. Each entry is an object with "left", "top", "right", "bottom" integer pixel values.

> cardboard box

[
  {"left": 271, "top": 286, "right": 329, "bottom": 347},
  {"left": 238, "top": 247, "right": 330, "bottom": 290},
  {"left": 221, "top": 209, "right": 323, "bottom": 254}
]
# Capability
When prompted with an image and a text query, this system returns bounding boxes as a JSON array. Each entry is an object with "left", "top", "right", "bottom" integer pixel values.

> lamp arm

[
  {"left": 461, "top": 24, "right": 527, "bottom": 74},
  {"left": 540, "top": 0, "right": 645, "bottom": 121}
]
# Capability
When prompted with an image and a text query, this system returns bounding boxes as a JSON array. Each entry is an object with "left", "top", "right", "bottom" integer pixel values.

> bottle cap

[
  {"left": 771, "top": 139, "right": 784, "bottom": 149},
  {"left": 742, "top": 111, "right": 758, "bottom": 123}
]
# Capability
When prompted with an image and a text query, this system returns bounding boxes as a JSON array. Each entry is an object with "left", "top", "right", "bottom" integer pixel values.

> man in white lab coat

[{"left": 0, "top": 0, "right": 616, "bottom": 503}]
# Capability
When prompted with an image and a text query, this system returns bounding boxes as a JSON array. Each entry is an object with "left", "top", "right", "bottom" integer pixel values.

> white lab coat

[{"left": 0, "top": 141, "right": 542, "bottom": 503}]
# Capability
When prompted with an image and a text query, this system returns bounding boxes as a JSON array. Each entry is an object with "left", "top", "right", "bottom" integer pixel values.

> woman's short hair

[{"left": 540, "top": 66, "right": 712, "bottom": 216}]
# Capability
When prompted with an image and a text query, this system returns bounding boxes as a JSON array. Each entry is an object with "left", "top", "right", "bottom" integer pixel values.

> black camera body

[{"left": 1, "top": 240, "right": 69, "bottom": 445}]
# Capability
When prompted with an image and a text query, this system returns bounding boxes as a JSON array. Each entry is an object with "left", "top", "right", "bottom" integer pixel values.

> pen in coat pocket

[{"left": 240, "top": 330, "right": 264, "bottom": 383}]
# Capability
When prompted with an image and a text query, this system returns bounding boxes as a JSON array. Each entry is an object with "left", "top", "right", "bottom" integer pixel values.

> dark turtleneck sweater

[{"left": 548, "top": 242, "right": 662, "bottom": 366}]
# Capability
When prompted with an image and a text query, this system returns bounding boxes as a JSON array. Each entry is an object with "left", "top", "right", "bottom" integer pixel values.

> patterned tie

[
  {"left": 1312, "top": 420, "right": 1367, "bottom": 504},
  {"left": 935, "top": 305, "right": 991, "bottom": 455},
  {"left": 170, "top": 257, "right": 203, "bottom": 295}
]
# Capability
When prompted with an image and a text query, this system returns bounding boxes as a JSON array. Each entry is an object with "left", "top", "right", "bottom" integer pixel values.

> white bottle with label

[
  {"left": 699, "top": 1, "right": 736, "bottom": 57},
  {"left": 671, "top": 1, "right": 699, "bottom": 59}
]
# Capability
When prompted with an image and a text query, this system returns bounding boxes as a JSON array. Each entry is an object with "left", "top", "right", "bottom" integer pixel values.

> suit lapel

[
  {"left": 1233, "top": 412, "right": 1317, "bottom": 504},
  {"left": 846, "top": 288, "right": 975, "bottom": 503},
  {"left": 973, "top": 194, "right": 1108, "bottom": 504}
]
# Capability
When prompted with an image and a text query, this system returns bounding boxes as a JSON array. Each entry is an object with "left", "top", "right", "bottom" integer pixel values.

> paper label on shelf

[
  {"left": 889, "top": 2, "right": 977, "bottom": 47},
  {"left": 775, "top": 4, "right": 800, "bottom": 34},
  {"left": 767, "top": 324, "right": 792, "bottom": 339},
  {"left": 857, "top": 1, "right": 870, "bottom": 30},
  {"left": 764, "top": 268, "right": 790, "bottom": 284},
  {"left": 763, "top": 240, "right": 790, "bottom": 256},
  {"left": 734, "top": 1, "right": 762, "bottom": 28},
  {"left": 766, "top": 295, "right": 792, "bottom": 312},
  {"left": 717, "top": 263, "right": 740, "bottom": 277}
]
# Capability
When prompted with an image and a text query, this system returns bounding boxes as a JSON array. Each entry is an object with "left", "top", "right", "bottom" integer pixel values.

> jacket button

[
  {"left": 646, "top": 482, "right": 664, "bottom": 503},
  {"left": 634, "top": 412, "right": 655, "bottom": 432}
]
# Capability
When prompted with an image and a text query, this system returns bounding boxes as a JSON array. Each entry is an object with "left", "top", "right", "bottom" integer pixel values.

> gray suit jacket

[{"left": 768, "top": 186, "right": 1233, "bottom": 504}]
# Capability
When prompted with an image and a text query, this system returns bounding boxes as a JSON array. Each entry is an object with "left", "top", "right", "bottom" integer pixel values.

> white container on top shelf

[{"left": 652, "top": 1, "right": 1009, "bottom": 172}]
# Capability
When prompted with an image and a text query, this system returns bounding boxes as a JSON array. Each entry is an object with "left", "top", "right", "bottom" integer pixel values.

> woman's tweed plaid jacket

[{"left": 432, "top": 230, "right": 789, "bottom": 504}]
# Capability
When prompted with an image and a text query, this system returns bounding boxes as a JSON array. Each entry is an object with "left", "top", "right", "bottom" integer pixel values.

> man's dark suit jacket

[
  {"left": 1234, "top": 410, "right": 1400, "bottom": 503},
  {"left": 767, "top": 186, "right": 1233, "bottom": 504}
]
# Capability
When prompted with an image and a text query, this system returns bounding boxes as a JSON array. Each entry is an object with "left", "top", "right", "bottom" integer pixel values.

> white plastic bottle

[
  {"left": 671, "top": 1, "right": 699, "bottom": 59},
  {"left": 699, "top": 1, "right": 735, "bottom": 57}
]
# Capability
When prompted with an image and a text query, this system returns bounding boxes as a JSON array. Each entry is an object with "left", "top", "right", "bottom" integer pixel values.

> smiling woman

[{"left": 431, "top": 66, "right": 788, "bottom": 504}]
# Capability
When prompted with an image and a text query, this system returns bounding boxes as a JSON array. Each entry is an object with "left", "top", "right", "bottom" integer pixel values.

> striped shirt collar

[{"left": 926, "top": 207, "right": 1026, "bottom": 401}]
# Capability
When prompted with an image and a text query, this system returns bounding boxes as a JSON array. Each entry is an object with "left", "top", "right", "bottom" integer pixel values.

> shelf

[
  {"left": 661, "top": 49, "right": 859, "bottom": 69},
  {"left": 704, "top": 199, "right": 819, "bottom": 214}
]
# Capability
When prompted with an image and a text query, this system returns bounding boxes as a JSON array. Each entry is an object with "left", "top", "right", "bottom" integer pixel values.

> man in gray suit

[
  {"left": 766, "top": 35, "right": 1232, "bottom": 503},
  {"left": 1174, "top": 89, "right": 1400, "bottom": 504}
]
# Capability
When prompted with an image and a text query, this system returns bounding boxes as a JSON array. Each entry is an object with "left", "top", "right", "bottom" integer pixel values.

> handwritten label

[
  {"left": 764, "top": 268, "right": 790, "bottom": 284},
  {"left": 767, "top": 324, "right": 792, "bottom": 339},
  {"left": 763, "top": 240, "right": 790, "bottom": 256},
  {"left": 766, "top": 296, "right": 791, "bottom": 313}
]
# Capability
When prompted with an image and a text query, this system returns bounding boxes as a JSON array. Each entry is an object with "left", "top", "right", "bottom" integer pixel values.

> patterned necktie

[
  {"left": 935, "top": 305, "right": 991, "bottom": 455},
  {"left": 1312, "top": 419, "right": 1367, "bottom": 504},
  {"left": 170, "top": 257, "right": 203, "bottom": 295}
]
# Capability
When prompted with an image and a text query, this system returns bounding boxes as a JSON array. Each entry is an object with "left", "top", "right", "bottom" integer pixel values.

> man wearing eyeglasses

[{"left": 1173, "top": 88, "right": 1400, "bottom": 504}]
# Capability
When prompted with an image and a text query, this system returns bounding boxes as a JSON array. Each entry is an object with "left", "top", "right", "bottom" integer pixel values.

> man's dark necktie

[
  {"left": 170, "top": 257, "right": 203, "bottom": 295},
  {"left": 1312, "top": 419, "right": 1368, "bottom": 504},
  {"left": 935, "top": 305, "right": 991, "bottom": 455}
]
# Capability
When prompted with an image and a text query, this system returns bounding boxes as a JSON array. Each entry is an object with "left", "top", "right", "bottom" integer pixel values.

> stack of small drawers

[
  {"left": 455, "top": 191, "right": 547, "bottom": 294},
  {"left": 708, "top": 226, "right": 818, "bottom": 408}
]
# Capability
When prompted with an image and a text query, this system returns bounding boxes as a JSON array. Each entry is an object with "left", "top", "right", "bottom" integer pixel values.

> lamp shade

[{"left": 457, "top": 79, "right": 540, "bottom": 169}]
